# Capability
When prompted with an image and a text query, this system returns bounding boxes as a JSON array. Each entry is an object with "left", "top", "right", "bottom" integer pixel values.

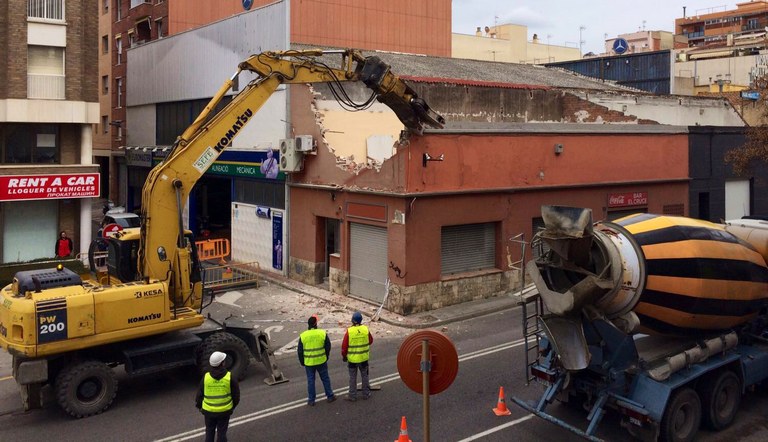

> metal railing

[
  {"left": 195, "top": 238, "right": 230, "bottom": 265},
  {"left": 28, "top": 74, "right": 65, "bottom": 100},
  {"left": 202, "top": 262, "right": 260, "bottom": 293},
  {"left": 28, "top": 0, "right": 64, "bottom": 20}
]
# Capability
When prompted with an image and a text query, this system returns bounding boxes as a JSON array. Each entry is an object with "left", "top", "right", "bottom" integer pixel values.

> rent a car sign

[{"left": 0, "top": 173, "right": 100, "bottom": 201}]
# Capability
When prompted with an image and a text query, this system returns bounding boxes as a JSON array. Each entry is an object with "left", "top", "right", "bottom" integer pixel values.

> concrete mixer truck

[{"left": 512, "top": 206, "right": 768, "bottom": 442}]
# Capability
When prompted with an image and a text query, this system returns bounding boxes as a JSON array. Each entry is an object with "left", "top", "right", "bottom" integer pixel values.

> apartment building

[
  {"left": 0, "top": 0, "right": 99, "bottom": 263},
  {"left": 676, "top": 1, "right": 768, "bottom": 48}
]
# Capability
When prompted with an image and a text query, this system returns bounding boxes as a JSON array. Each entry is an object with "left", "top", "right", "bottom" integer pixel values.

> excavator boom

[{"left": 139, "top": 48, "right": 443, "bottom": 304}]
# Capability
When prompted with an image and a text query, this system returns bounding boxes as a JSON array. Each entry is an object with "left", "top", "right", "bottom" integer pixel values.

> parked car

[{"left": 98, "top": 208, "right": 140, "bottom": 237}]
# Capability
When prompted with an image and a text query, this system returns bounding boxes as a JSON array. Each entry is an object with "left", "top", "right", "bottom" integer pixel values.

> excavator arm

[{"left": 138, "top": 49, "right": 444, "bottom": 305}]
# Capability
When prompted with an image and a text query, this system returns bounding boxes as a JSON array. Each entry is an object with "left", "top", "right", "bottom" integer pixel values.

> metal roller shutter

[
  {"left": 350, "top": 223, "right": 388, "bottom": 303},
  {"left": 441, "top": 223, "right": 495, "bottom": 275}
]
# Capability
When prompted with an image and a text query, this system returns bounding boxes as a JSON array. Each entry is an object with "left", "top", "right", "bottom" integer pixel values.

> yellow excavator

[{"left": 1, "top": 49, "right": 444, "bottom": 417}]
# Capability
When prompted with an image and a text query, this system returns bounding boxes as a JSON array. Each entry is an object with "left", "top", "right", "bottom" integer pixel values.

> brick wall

[
  {"left": 2, "top": 0, "right": 28, "bottom": 99},
  {"left": 0, "top": 2, "right": 7, "bottom": 97},
  {"left": 66, "top": 0, "right": 99, "bottom": 102},
  {"left": 561, "top": 93, "right": 657, "bottom": 124}
]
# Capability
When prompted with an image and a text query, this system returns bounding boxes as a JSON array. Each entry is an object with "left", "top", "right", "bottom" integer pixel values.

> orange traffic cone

[
  {"left": 493, "top": 386, "right": 512, "bottom": 416},
  {"left": 394, "top": 416, "right": 413, "bottom": 442}
]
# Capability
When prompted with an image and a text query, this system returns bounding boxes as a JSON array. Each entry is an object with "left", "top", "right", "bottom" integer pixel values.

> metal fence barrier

[
  {"left": 196, "top": 238, "right": 230, "bottom": 265},
  {"left": 203, "top": 262, "right": 261, "bottom": 293}
]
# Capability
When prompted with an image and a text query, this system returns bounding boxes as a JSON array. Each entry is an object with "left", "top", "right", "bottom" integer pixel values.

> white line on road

[
  {"left": 155, "top": 339, "right": 528, "bottom": 442},
  {"left": 456, "top": 415, "right": 535, "bottom": 441}
]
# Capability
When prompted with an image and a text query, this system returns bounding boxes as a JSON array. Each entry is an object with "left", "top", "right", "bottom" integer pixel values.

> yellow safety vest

[
  {"left": 347, "top": 325, "right": 370, "bottom": 363},
  {"left": 300, "top": 328, "right": 328, "bottom": 366},
  {"left": 202, "top": 372, "right": 233, "bottom": 413}
]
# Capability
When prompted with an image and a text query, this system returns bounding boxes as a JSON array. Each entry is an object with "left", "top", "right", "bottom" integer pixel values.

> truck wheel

[
  {"left": 660, "top": 387, "right": 701, "bottom": 442},
  {"left": 700, "top": 370, "right": 741, "bottom": 431},
  {"left": 199, "top": 332, "right": 251, "bottom": 381},
  {"left": 55, "top": 360, "right": 117, "bottom": 418}
]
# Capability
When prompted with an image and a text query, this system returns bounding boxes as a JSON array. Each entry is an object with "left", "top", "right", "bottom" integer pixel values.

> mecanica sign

[{"left": 0, "top": 173, "right": 100, "bottom": 201}]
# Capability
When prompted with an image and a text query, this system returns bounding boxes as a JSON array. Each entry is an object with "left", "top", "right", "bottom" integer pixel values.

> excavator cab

[{"left": 92, "top": 229, "right": 202, "bottom": 288}]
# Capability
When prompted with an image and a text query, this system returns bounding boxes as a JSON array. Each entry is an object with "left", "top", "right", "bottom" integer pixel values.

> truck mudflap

[{"left": 218, "top": 317, "right": 288, "bottom": 386}]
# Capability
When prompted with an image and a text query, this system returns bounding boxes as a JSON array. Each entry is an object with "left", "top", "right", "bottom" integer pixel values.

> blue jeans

[{"left": 305, "top": 362, "right": 334, "bottom": 404}]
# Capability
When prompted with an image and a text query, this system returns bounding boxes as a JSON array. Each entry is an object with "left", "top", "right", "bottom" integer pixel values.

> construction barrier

[
  {"left": 195, "top": 238, "right": 230, "bottom": 264},
  {"left": 202, "top": 261, "right": 260, "bottom": 293}
]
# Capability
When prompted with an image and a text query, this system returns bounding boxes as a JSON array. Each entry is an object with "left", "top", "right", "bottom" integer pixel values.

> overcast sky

[{"left": 452, "top": 0, "right": 722, "bottom": 55}]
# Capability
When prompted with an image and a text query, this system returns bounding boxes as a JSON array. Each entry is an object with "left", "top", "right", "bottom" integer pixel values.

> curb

[{"left": 256, "top": 273, "right": 534, "bottom": 330}]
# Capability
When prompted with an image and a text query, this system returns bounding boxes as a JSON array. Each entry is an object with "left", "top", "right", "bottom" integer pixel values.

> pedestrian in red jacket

[{"left": 55, "top": 231, "right": 73, "bottom": 258}]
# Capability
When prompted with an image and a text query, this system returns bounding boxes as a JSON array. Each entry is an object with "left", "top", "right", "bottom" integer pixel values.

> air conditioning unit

[
  {"left": 295, "top": 135, "right": 315, "bottom": 152},
  {"left": 279, "top": 138, "right": 303, "bottom": 172}
]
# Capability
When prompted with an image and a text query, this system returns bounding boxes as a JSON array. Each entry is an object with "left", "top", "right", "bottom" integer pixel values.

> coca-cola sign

[{"left": 608, "top": 192, "right": 648, "bottom": 208}]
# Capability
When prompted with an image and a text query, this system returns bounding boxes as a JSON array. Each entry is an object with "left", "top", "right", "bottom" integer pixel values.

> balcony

[
  {"left": 28, "top": 74, "right": 65, "bottom": 100},
  {"left": 27, "top": 0, "right": 64, "bottom": 22}
]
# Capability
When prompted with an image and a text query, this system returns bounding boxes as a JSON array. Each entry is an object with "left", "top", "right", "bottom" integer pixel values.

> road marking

[
  {"left": 156, "top": 339, "right": 527, "bottom": 441},
  {"left": 262, "top": 325, "right": 284, "bottom": 341},
  {"left": 456, "top": 415, "right": 534, "bottom": 441},
  {"left": 214, "top": 291, "right": 243, "bottom": 306}
]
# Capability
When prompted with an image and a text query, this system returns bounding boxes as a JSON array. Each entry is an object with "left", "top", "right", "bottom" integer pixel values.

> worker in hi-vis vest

[
  {"left": 195, "top": 351, "right": 240, "bottom": 442},
  {"left": 341, "top": 311, "right": 374, "bottom": 401},
  {"left": 298, "top": 314, "right": 337, "bottom": 406}
]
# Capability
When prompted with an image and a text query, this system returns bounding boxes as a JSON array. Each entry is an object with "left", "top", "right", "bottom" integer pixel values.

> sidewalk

[{"left": 257, "top": 271, "right": 535, "bottom": 329}]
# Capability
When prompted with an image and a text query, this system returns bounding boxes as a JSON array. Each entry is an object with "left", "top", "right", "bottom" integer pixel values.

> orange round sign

[
  {"left": 396, "top": 330, "right": 458, "bottom": 395},
  {"left": 102, "top": 223, "right": 123, "bottom": 238}
]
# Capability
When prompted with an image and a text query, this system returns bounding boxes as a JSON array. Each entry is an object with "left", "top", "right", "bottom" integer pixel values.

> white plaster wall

[
  {"left": 316, "top": 100, "right": 402, "bottom": 161},
  {"left": 231, "top": 202, "right": 283, "bottom": 274},
  {"left": 674, "top": 54, "right": 760, "bottom": 88},
  {"left": 578, "top": 93, "right": 745, "bottom": 126},
  {"left": 0, "top": 99, "right": 99, "bottom": 124}
]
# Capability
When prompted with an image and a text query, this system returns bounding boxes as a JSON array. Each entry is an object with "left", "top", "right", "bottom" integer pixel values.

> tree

[{"left": 725, "top": 74, "right": 768, "bottom": 175}]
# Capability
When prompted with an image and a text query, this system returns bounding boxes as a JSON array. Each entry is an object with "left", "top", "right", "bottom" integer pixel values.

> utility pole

[{"left": 579, "top": 25, "right": 586, "bottom": 55}]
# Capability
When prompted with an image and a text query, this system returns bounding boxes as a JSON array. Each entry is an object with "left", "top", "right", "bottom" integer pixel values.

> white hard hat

[{"left": 209, "top": 351, "right": 227, "bottom": 367}]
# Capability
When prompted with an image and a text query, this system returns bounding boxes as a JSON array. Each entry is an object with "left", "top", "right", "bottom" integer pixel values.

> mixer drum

[
  {"left": 530, "top": 206, "right": 768, "bottom": 337},
  {"left": 612, "top": 213, "right": 768, "bottom": 335}
]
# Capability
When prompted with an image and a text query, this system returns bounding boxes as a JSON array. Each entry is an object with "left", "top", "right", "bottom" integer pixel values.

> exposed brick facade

[
  {"left": 66, "top": 0, "right": 99, "bottom": 103},
  {"left": 1, "top": 0, "right": 29, "bottom": 99}
]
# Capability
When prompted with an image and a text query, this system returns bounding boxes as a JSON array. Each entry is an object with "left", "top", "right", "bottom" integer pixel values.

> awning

[
  {"left": 121, "top": 145, "right": 171, "bottom": 153},
  {"left": 688, "top": 50, "right": 733, "bottom": 60}
]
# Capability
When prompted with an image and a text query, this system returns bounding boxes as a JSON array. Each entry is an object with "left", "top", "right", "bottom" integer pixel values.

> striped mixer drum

[{"left": 528, "top": 206, "right": 768, "bottom": 337}]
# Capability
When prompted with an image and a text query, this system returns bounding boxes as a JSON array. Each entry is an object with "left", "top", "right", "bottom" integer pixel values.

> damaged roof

[{"left": 291, "top": 43, "right": 639, "bottom": 92}]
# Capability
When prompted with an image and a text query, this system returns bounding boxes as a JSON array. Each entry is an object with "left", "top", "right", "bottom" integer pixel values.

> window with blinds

[
  {"left": 441, "top": 222, "right": 496, "bottom": 275},
  {"left": 28, "top": 46, "right": 64, "bottom": 99}
]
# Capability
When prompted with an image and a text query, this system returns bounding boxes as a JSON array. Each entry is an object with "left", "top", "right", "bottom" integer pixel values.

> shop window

[
  {"left": 1, "top": 124, "right": 59, "bottom": 164},
  {"left": 441, "top": 222, "right": 496, "bottom": 275},
  {"left": 234, "top": 180, "right": 285, "bottom": 209}
]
